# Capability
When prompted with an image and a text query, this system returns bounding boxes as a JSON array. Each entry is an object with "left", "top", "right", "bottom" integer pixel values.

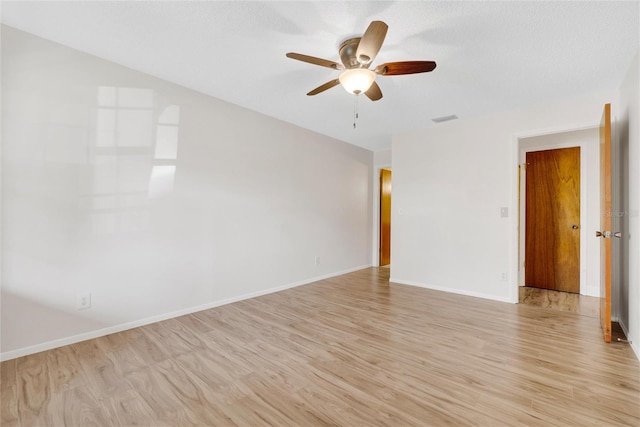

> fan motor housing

[{"left": 339, "top": 37, "right": 362, "bottom": 69}]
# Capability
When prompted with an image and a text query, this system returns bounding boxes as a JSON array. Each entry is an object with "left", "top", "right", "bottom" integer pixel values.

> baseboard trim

[
  {"left": 1, "top": 264, "right": 371, "bottom": 361},
  {"left": 618, "top": 319, "right": 640, "bottom": 362},
  {"left": 390, "top": 277, "right": 514, "bottom": 304},
  {"left": 631, "top": 339, "right": 640, "bottom": 362}
]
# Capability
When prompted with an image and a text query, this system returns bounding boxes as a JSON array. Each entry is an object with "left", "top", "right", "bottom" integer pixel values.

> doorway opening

[
  {"left": 517, "top": 128, "right": 601, "bottom": 314},
  {"left": 379, "top": 168, "right": 392, "bottom": 267}
]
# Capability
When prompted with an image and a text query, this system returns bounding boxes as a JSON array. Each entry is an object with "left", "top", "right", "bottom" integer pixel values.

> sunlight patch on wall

[{"left": 90, "top": 87, "right": 181, "bottom": 233}]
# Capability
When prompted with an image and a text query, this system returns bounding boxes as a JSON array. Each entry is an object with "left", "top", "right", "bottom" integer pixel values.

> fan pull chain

[{"left": 353, "top": 94, "right": 359, "bottom": 129}]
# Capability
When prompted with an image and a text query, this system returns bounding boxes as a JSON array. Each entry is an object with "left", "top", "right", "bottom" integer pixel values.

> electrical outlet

[
  {"left": 315, "top": 256, "right": 320, "bottom": 265},
  {"left": 500, "top": 272, "right": 508, "bottom": 281},
  {"left": 77, "top": 292, "right": 91, "bottom": 310}
]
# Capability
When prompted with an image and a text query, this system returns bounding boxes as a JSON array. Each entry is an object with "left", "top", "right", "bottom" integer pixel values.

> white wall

[
  {"left": 391, "top": 91, "right": 617, "bottom": 303},
  {"left": 518, "top": 128, "right": 600, "bottom": 298},
  {"left": 618, "top": 50, "right": 639, "bottom": 358},
  {"left": 0, "top": 26, "right": 373, "bottom": 359},
  {"left": 374, "top": 150, "right": 392, "bottom": 167}
]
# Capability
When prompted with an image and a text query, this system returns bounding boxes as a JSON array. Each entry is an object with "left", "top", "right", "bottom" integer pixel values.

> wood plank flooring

[{"left": 2, "top": 267, "right": 639, "bottom": 426}]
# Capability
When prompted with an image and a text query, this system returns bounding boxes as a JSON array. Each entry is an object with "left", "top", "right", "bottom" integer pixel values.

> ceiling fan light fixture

[
  {"left": 286, "top": 20, "right": 436, "bottom": 101},
  {"left": 339, "top": 68, "right": 376, "bottom": 95}
]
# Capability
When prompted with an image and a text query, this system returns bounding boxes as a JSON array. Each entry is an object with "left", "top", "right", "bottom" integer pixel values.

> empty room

[{"left": 1, "top": 1, "right": 639, "bottom": 426}]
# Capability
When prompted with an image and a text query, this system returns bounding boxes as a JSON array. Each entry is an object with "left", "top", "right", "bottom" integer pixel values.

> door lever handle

[
  {"left": 572, "top": 225, "right": 579, "bottom": 229},
  {"left": 596, "top": 231, "right": 622, "bottom": 238}
]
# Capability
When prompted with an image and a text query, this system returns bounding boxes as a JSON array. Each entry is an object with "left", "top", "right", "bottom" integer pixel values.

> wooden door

[
  {"left": 599, "top": 103, "right": 612, "bottom": 342},
  {"left": 380, "top": 169, "right": 392, "bottom": 266},
  {"left": 525, "top": 147, "right": 581, "bottom": 292}
]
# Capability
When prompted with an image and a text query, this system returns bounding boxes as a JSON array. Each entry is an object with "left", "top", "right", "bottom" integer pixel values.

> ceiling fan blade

[
  {"left": 364, "top": 81, "right": 383, "bottom": 101},
  {"left": 307, "top": 79, "right": 341, "bottom": 96},
  {"left": 374, "top": 61, "right": 437, "bottom": 76},
  {"left": 355, "top": 21, "right": 388, "bottom": 66},
  {"left": 286, "top": 52, "right": 344, "bottom": 70}
]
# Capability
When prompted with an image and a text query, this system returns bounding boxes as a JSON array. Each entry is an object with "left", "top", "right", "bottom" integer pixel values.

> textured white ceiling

[{"left": 2, "top": 1, "right": 638, "bottom": 151}]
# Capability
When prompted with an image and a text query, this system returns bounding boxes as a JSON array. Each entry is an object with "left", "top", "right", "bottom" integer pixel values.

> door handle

[
  {"left": 572, "top": 225, "right": 579, "bottom": 229},
  {"left": 596, "top": 231, "right": 622, "bottom": 238}
]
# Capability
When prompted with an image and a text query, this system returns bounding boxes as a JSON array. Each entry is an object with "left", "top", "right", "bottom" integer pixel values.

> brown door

[
  {"left": 380, "top": 169, "right": 392, "bottom": 266},
  {"left": 599, "top": 103, "right": 612, "bottom": 342},
  {"left": 525, "top": 147, "right": 581, "bottom": 292}
]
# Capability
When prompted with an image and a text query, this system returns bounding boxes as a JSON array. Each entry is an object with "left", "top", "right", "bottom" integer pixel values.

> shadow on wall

[
  {"left": 617, "top": 111, "right": 630, "bottom": 327},
  {"left": 1, "top": 291, "right": 107, "bottom": 355}
]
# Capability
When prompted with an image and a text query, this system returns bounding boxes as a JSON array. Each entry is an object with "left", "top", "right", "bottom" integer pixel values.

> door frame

[{"left": 510, "top": 124, "right": 601, "bottom": 303}]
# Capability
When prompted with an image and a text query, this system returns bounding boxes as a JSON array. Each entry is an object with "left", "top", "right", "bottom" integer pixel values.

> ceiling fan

[{"left": 286, "top": 20, "right": 436, "bottom": 101}]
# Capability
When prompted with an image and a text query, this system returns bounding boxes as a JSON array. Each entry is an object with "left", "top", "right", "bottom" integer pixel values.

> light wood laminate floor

[{"left": 2, "top": 267, "right": 639, "bottom": 426}]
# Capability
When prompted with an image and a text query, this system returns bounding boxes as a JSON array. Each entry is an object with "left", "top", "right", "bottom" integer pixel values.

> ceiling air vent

[{"left": 432, "top": 114, "right": 458, "bottom": 123}]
